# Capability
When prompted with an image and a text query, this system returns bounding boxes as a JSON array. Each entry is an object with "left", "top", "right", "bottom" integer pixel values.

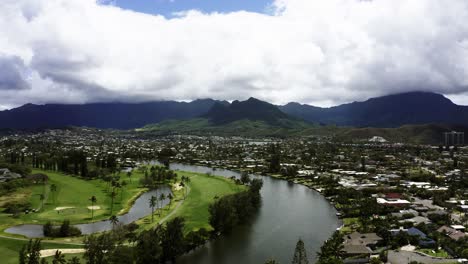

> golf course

[{"left": 0, "top": 167, "right": 245, "bottom": 263}]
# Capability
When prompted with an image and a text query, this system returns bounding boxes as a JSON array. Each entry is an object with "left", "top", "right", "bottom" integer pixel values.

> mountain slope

[
  {"left": 141, "top": 97, "right": 312, "bottom": 136},
  {"left": 333, "top": 123, "right": 468, "bottom": 144},
  {"left": 0, "top": 99, "right": 220, "bottom": 129},
  {"left": 280, "top": 92, "right": 468, "bottom": 127},
  {"left": 204, "top": 97, "right": 296, "bottom": 126}
]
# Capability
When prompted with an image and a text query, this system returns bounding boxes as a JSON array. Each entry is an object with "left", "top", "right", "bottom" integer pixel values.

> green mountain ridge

[{"left": 139, "top": 97, "right": 313, "bottom": 136}]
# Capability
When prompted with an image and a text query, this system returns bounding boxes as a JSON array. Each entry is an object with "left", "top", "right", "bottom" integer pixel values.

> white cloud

[{"left": 1, "top": 0, "right": 468, "bottom": 108}]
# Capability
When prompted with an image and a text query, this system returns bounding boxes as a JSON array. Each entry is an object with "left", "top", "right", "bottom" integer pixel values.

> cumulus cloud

[{"left": 1, "top": 0, "right": 468, "bottom": 108}]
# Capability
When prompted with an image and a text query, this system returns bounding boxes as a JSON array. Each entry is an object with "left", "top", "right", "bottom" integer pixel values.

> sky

[
  {"left": 112, "top": 0, "right": 273, "bottom": 17},
  {"left": 1, "top": 0, "right": 468, "bottom": 110}
]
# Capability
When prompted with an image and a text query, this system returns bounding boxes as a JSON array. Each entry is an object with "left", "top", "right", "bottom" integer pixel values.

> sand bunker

[
  {"left": 87, "top": 206, "right": 101, "bottom": 210},
  {"left": 173, "top": 183, "right": 183, "bottom": 191},
  {"left": 54, "top": 207, "right": 75, "bottom": 211},
  {"left": 40, "top": 249, "right": 85, "bottom": 258}
]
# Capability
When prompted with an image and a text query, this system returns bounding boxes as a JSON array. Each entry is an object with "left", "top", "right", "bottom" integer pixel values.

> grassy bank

[{"left": 136, "top": 171, "right": 246, "bottom": 233}]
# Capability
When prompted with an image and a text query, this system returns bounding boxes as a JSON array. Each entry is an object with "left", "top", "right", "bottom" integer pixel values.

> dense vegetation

[
  {"left": 43, "top": 220, "right": 82, "bottom": 238},
  {"left": 208, "top": 178, "right": 263, "bottom": 234}
]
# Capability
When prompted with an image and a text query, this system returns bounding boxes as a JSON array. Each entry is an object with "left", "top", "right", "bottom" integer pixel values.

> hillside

[
  {"left": 332, "top": 124, "right": 468, "bottom": 144},
  {"left": 140, "top": 98, "right": 312, "bottom": 136},
  {"left": 280, "top": 92, "right": 468, "bottom": 127},
  {"left": 0, "top": 100, "right": 221, "bottom": 129}
]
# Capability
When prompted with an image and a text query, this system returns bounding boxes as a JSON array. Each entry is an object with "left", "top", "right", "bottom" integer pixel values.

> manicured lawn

[
  {"left": 340, "top": 217, "right": 359, "bottom": 233},
  {"left": 137, "top": 171, "right": 246, "bottom": 233},
  {"left": 0, "top": 237, "right": 83, "bottom": 264},
  {"left": 417, "top": 248, "right": 451, "bottom": 258},
  {"left": 0, "top": 170, "right": 245, "bottom": 262},
  {"left": 167, "top": 171, "right": 246, "bottom": 232},
  {"left": 0, "top": 169, "right": 149, "bottom": 230}
]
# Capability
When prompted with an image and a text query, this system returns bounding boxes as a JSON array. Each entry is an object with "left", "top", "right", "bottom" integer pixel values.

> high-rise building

[{"left": 444, "top": 131, "right": 465, "bottom": 146}]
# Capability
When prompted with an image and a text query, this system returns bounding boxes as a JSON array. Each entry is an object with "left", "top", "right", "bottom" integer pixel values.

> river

[{"left": 168, "top": 163, "right": 340, "bottom": 264}]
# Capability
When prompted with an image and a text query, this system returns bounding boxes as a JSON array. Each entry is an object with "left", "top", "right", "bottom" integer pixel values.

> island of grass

[{"left": 0, "top": 168, "right": 246, "bottom": 263}]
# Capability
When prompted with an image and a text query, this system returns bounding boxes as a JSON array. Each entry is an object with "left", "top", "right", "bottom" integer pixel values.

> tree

[
  {"left": 108, "top": 245, "right": 134, "bottom": 264},
  {"left": 39, "top": 194, "right": 45, "bottom": 211},
  {"left": 135, "top": 227, "right": 163, "bottom": 264},
  {"left": 43, "top": 221, "right": 53, "bottom": 237},
  {"left": 317, "top": 231, "right": 344, "bottom": 263},
  {"left": 179, "top": 182, "right": 186, "bottom": 199},
  {"left": 109, "top": 191, "right": 116, "bottom": 215},
  {"left": 67, "top": 257, "right": 80, "bottom": 264},
  {"left": 162, "top": 217, "right": 186, "bottom": 263},
  {"left": 158, "top": 193, "right": 166, "bottom": 215},
  {"left": 126, "top": 171, "right": 132, "bottom": 183},
  {"left": 120, "top": 181, "right": 127, "bottom": 201},
  {"left": 109, "top": 215, "right": 119, "bottom": 229},
  {"left": 52, "top": 250, "right": 66, "bottom": 264},
  {"left": 59, "top": 220, "right": 71, "bottom": 237},
  {"left": 167, "top": 193, "right": 173, "bottom": 206},
  {"left": 19, "top": 239, "right": 42, "bottom": 264},
  {"left": 149, "top": 195, "right": 157, "bottom": 223},
  {"left": 89, "top": 196, "right": 97, "bottom": 220},
  {"left": 181, "top": 176, "right": 190, "bottom": 199},
  {"left": 50, "top": 184, "right": 57, "bottom": 204},
  {"left": 240, "top": 172, "right": 250, "bottom": 185},
  {"left": 84, "top": 233, "right": 114, "bottom": 264},
  {"left": 292, "top": 239, "right": 309, "bottom": 264}
]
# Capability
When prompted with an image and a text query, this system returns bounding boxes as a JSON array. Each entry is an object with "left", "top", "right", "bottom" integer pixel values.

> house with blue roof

[{"left": 406, "top": 227, "right": 436, "bottom": 247}]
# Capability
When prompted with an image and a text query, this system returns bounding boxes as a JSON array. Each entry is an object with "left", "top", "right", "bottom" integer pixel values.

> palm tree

[
  {"left": 158, "top": 193, "right": 166, "bottom": 215},
  {"left": 89, "top": 196, "right": 97, "bottom": 220},
  {"left": 180, "top": 182, "right": 186, "bottom": 199},
  {"left": 109, "top": 191, "right": 117, "bottom": 215},
  {"left": 52, "top": 250, "right": 66, "bottom": 264},
  {"left": 149, "top": 195, "right": 157, "bottom": 223},
  {"left": 181, "top": 176, "right": 190, "bottom": 199},
  {"left": 50, "top": 184, "right": 57, "bottom": 204},
  {"left": 127, "top": 171, "right": 132, "bottom": 183},
  {"left": 167, "top": 193, "right": 173, "bottom": 206},
  {"left": 120, "top": 181, "right": 127, "bottom": 200},
  {"left": 39, "top": 194, "right": 45, "bottom": 211},
  {"left": 109, "top": 215, "right": 119, "bottom": 229}
]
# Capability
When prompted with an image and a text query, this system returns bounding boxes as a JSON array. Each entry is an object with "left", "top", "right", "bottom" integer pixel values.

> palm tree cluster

[
  {"left": 149, "top": 192, "right": 170, "bottom": 222},
  {"left": 140, "top": 166, "right": 177, "bottom": 187}
]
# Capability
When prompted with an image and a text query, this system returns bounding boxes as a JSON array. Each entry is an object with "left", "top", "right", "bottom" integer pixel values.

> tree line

[{"left": 209, "top": 178, "right": 263, "bottom": 234}]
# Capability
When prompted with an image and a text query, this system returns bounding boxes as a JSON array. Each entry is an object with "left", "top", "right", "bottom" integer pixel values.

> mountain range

[
  {"left": 280, "top": 92, "right": 468, "bottom": 127},
  {"left": 1, "top": 91, "right": 468, "bottom": 130}
]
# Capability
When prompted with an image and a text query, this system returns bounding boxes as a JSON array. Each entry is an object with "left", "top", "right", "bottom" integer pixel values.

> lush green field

[
  {"left": 0, "top": 170, "right": 245, "bottom": 263},
  {"left": 136, "top": 171, "right": 246, "bottom": 233},
  {"left": 417, "top": 248, "right": 451, "bottom": 258},
  {"left": 0, "top": 169, "right": 148, "bottom": 231},
  {"left": 168, "top": 171, "right": 246, "bottom": 232}
]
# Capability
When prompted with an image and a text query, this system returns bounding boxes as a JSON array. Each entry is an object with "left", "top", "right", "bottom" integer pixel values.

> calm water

[
  {"left": 5, "top": 163, "right": 339, "bottom": 263},
  {"left": 167, "top": 163, "right": 340, "bottom": 264}
]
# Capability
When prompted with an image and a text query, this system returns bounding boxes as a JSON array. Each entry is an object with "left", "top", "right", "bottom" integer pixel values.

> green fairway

[
  {"left": 0, "top": 169, "right": 149, "bottom": 231},
  {"left": 0, "top": 170, "right": 246, "bottom": 263},
  {"left": 168, "top": 171, "right": 246, "bottom": 232},
  {"left": 136, "top": 171, "right": 246, "bottom": 233}
]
